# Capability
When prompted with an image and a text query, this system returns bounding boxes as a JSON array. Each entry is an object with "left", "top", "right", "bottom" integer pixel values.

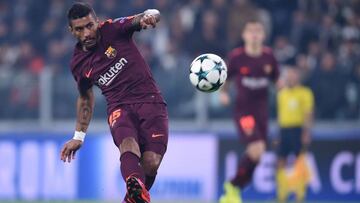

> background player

[
  {"left": 276, "top": 66, "right": 314, "bottom": 203},
  {"left": 59, "top": 3, "right": 167, "bottom": 203},
  {"left": 219, "top": 19, "right": 279, "bottom": 203}
]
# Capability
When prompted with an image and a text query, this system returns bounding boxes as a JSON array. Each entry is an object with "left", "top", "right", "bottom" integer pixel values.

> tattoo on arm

[
  {"left": 76, "top": 89, "right": 94, "bottom": 132},
  {"left": 131, "top": 13, "right": 145, "bottom": 29}
]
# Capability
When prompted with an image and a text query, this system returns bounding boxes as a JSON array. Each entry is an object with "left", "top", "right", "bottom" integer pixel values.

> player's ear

[{"left": 68, "top": 25, "right": 73, "bottom": 34}]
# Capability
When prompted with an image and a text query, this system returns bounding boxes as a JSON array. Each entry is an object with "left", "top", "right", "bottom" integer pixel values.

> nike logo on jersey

[
  {"left": 152, "top": 133, "right": 165, "bottom": 138},
  {"left": 98, "top": 58, "right": 128, "bottom": 86},
  {"left": 85, "top": 68, "right": 93, "bottom": 78}
]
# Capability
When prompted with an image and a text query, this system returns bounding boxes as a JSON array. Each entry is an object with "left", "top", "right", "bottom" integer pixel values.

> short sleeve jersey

[
  {"left": 277, "top": 85, "right": 314, "bottom": 128},
  {"left": 227, "top": 47, "right": 279, "bottom": 117},
  {"left": 70, "top": 17, "right": 165, "bottom": 115}
]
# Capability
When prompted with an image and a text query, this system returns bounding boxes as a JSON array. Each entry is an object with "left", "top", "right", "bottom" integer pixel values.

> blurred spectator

[
  {"left": 0, "top": 0, "right": 359, "bottom": 120},
  {"left": 192, "top": 8, "right": 226, "bottom": 57},
  {"left": 305, "top": 41, "right": 321, "bottom": 71},
  {"left": 273, "top": 36, "right": 296, "bottom": 64},
  {"left": 319, "top": 15, "right": 341, "bottom": 50},
  {"left": 227, "top": 0, "right": 260, "bottom": 48},
  {"left": 308, "top": 52, "right": 347, "bottom": 119}
]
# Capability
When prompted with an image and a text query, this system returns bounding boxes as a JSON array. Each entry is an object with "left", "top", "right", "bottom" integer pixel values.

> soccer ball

[{"left": 189, "top": 53, "right": 227, "bottom": 92}]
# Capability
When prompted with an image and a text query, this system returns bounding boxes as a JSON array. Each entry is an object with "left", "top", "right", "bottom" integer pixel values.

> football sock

[
  {"left": 120, "top": 152, "right": 145, "bottom": 183},
  {"left": 145, "top": 175, "right": 156, "bottom": 190},
  {"left": 231, "top": 154, "right": 257, "bottom": 188},
  {"left": 276, "top": 167, "right": 288, "bottom": 203},
  {"left": 294, "top": 153, "right": 309, "bottom": 202}
]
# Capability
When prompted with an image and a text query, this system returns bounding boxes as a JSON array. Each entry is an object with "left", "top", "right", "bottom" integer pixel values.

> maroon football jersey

[
  {"left": 227, "top": 47, "right": 279, "bottom": 116},
  {"left": 70, "top": 17, "right": 165, "bottom": 115}
]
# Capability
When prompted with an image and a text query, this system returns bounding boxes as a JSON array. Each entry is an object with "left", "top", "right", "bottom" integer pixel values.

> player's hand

[
  {"left": 60, "top": 139, "right": 83, "bottom": 163},
  {"left": 140, "top": 14, "right": 158, "bottom": 29},
  {"left": 219, "top": 91, "right": 230, "bottom": 106},
  {"left": 302, "top": 130, "right": 311, "bottom": 146}
]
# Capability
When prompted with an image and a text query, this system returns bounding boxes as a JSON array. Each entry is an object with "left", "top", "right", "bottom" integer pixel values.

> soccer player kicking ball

[
  {"left": 219, "top": 19, "right": 280, "bottom": 203},
  {"left": 60, "top": 3, "right": 168, "bottom": 203}
]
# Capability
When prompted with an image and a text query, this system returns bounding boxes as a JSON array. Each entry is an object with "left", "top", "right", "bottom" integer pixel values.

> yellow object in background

[
  {"left": 277, "top": 153, "right": 312, "bottom": 203},
  {"left": 277, "top": 86, "right": 314, "bottom": 128}
]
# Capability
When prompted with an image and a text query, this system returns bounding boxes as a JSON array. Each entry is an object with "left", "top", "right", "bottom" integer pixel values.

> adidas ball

[{"left": 189, "top": 53, "right": 227, "bottom": 92}]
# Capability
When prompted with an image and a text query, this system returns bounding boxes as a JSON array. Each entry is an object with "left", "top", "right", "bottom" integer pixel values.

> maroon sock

[
  {"left": 231, "top": 154, "right": 258, "bottom": 188},
  {"left": 145, "top": 175, "right": 156, "bottom": 190},
  {"left": 120, "top": 152, "right": 145, "bottom": 183}
]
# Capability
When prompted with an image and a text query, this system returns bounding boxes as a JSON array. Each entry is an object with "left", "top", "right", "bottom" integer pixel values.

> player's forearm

[
  {"left": 303, "top": 112, "right": 313, "bottom": 131},
  {"left": 131, "top": 9, "right": 161, "bottom": 29},
  {"left": 75, "top": 90, "right": 94, "bottom": 133}
]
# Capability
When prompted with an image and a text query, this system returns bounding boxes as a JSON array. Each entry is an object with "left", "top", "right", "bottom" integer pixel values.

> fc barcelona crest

[
  {"left": 264, "top": 64, "right": 272, "bottom": 74},
  {"left": 105, "top": 46, "right": 117, "bottom": 59}
]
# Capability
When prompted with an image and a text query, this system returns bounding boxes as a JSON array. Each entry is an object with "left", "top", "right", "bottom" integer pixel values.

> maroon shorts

[
  {"left": 234, "top": 112, "right": 268, "bottom": 145},
  {"left": 108, "top": 103, "right": 168, "bottom": 156}
]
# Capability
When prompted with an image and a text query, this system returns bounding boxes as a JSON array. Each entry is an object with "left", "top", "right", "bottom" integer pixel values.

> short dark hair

[
  {"left": 244, "top": 18, "right": 264, "bottom": 27},
  {"left": 67, "top": 2, "right": 96, "bottom": 26}
]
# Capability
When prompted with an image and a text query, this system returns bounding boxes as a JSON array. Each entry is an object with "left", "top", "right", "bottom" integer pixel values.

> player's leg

[
  {"left": 120, "top": 137, "right": 150, "bottom": 203},
  {"left": 220, "top": 114, "right": 266, "bottom": 203},
  {"left": 231, "top": 114, "right": 266, "bottom": 188},
  {"left": 291, "top": 128, "right": 309, "bottom": 203},
  {"left": 141, "top": 151, "right": 163, "bottom": 190},
  {"left": 276, "top": 128, "right": 291, "bottom": 203},
  {"left": 137, "top": 103, "right": 169, "bottom": 191},
  {"left": 109, "top": 106, "right": 150, "bottom": 203},
  {"left": 231, "top": 139, "right": 265, "bottom": 187}
]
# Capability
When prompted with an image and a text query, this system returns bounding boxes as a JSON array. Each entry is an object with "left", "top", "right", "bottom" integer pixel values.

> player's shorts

[
  {"left": 108, "top": 103, "right": 168, "bottom": 156},
  {"left": 277, "top": 127, "right": 302, "bottom": 158},
  {"left": 234, "top": 113, "right": 268, "bottom": 145}
]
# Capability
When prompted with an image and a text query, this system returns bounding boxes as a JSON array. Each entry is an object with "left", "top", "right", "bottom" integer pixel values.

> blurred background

[{"left": 0, "top": 0, "right": 359, "bottom": 202}]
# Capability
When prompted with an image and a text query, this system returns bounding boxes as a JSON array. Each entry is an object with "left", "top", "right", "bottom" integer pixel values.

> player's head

[
  {"left": 68, "top": 2, "right": 99, "bottom": 50},
  {"left": 284, "top": 66, "right": 301, "bottom": 88},
  {"left": 242, "top": 19, "right": 266, "bottom": 47}
]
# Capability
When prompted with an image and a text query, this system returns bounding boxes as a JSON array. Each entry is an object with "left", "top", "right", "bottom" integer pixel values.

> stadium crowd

[{"left": 0, "top": 0, "right": 359, "bottom": 120}]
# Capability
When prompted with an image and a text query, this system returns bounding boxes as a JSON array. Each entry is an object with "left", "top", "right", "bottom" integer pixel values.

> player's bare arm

[
  {"left": 302, "top": 111, "right": 313, "bottom": 146},
  {"left": 132, "top": 9, "right": 161, "bottom": 30},
  {"left": 60, "top": 88, "right": 95, "bottom": 163}
]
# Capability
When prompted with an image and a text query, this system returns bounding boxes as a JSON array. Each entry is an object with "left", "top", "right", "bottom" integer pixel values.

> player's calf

[
  {"left": 246, "top": 140, "right": 266, "bottom": 161},
  {"left": 230, "top": 140, "right": 266, "bottom": 188},
  {"left": 141, "top": 151, "right": 163, "bottom": 190}
]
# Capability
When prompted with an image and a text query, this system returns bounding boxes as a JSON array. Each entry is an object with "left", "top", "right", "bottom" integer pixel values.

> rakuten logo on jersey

[{"left": 98, "top": 58, "right": 128, "bottom": 86}]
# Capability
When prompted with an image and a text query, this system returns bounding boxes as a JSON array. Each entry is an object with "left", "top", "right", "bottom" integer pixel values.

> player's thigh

[
  {"left": 137, "top": 103, "right": 169, "bottom": 156},
  {"left": 290, "top": 127, "right": 303, "bottom": 156},
  {"left": 277, "top": 129, "right": 292, "bottom": 159},
  {"left": 234, "top": 113, "right": 267, "bottom": 144},
  {"left": 109, "top": 106, "right": 140, "bottom": 156}
]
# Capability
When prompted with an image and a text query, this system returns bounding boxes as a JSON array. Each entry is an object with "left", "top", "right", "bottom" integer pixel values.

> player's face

[
  {"left": 69, "top": 14, "right": 99, "bottom": 50},
  {"left": 285, "top": 68, "right": 300, "bottom": 87},
  {"left": 242, "top": 22, "right": 265, "bottom": 46}
]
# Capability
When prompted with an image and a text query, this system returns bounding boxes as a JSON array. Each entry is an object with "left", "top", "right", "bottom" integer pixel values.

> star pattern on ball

[
  {"left": 196, "top": 68, "right": 209, "bottom": 81},
  {"left": 198, "top": 55, "right": 209, "bottom": 63}
]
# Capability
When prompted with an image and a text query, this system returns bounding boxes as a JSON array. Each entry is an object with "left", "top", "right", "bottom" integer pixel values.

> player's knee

[
  {"left": 246, "top": 140, "right": 266, "bottom": 161},
  {"left": 141, "top": 151, "right": 162, "bottom": 176},
  {"left": 119, "top": 137, "right": 141, "bottom": 158}
]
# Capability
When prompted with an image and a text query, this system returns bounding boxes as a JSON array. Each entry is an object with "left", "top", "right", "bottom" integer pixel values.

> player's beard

[
  {"left": 82, "top": 31, "right": 100, "bottom": 50},
  {"left": 82, "top": 38, "right": 97, "bottom": 50}
]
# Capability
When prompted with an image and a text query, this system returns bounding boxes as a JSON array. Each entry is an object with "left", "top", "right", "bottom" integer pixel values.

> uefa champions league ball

[{"left": 189, "top": 53, "right": 227, "bottom": 92}]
